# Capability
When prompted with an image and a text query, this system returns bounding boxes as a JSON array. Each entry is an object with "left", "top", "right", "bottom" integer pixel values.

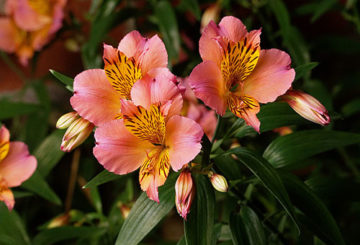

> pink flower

[
  {"left": 282, "top": 90, "right": 330, "bottom": 126},
  {"left": 180, "top": 78, "right": 217, "bottom": 139},
  {"left": 0, "top": 125, "right": 37, "bottom": 210},
  {"left": 188, "top": 16, "right": 295, "bottom": 132},
  {"left": 0, "top": 0, "right": 66, "bottom": 65},
  {"left": 175, "top": 167, "right": 195, "bottom": 220},
  {"left": 93, "top": 71, "right": 203, "bottom": 202},
  {"left": 70, "top": 31, "right": 169, "bottom": 126}
]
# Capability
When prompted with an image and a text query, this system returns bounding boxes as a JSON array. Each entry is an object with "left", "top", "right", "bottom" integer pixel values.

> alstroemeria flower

[
  {"left": 70, "top": 31, "right": 169, "bottom": 126},
  {"left": 180, "top": 78, "right": 217, "bottom": 139},
  {"left": 188, "top": 16, "right": 295, "bottom": 132},
  {"left": 93, "top": 71, "right": 203, "bottom": 202},
  {"left": 0, "top": 125, "right": 37, "bottom": 210},
  {"left": 0, "top": 0, "right": 66, "bottom": 65}
]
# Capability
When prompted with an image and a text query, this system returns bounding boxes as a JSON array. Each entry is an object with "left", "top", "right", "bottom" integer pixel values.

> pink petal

[
  {"left": 118, "top": 30, "right": 146, "bottom": 59},
  {"left": 166, "top": 116, "right": 203, "bottom": 171},
  {"left": 118, "top": 32, "right": 168, "bottom": 74},
  {"left": 199, "top": 20, "right": 223, "bottom": 65},
  {"left": 0, "top": 126, "right": 10, "bottom": 145},
  {"left": 241, "top": 109, "right": 261, "bottom": 133},
  {"left": 70, "top": 69, "right": 122, "bottom": 126},
  {"left": 131, "top": 68, "right": 183, "bottom": 118},
  {"left": 11, "top": 0, "right": 50, "bottom": 31},
  {"left": 187, "top": 104, "right": 217, "bottom": 140},
  {"left": 48, "top": 0, "right": 66, "bottom": 35},
  {"left": 243, "top": 49, "right": 295, "bottom": 104},
  {"left": 138, "top": 35, "right": 168, "bottom": 74},
  {"left": 218, "top": 16, "right": 248, "bottom": 43},
  {"left": 0, "top": 187, "right": 15, "bottom": 211},
  {"left": 0, "top": 142, "right": 37, "bottom": 188},
  {"left": 93, "top": 120, "right": 152, "bottom": 175},
  {"left": 188, "top": 61, "right": 227, "bottom": 115},
  {"left": 0, "top": 18, "right": 18, "bottom": 53}
]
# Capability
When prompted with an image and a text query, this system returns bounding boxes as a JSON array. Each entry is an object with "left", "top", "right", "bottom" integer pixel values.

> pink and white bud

[
  {"left": 175, "top": 168, "right": 195, "bottom": 220},
  {"left": 56, "top": 112, "right": 79, "bottom": 129},
  {"left": 60, "top": 117, "right": 94, "bottom": 152},
  {"left": 282, "top": 90, "right": 331, "bottom": 126},
  {"left": 208, "top": 171, "right": 228, "bottom": 192},
  {"left": 201, "top": 4, "right": 220, "bottom": 33}
]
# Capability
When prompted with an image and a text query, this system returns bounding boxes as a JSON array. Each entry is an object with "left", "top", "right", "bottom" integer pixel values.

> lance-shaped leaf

[
  {"left": 229, "top": 206, "right": 266, "bottom": 245},
  {"left": 263, "top": 130, "right": 360, "bottom": 168},
  {"left": 280, "top": 173, "right": 345, "bottom": 245},
  {"left": 184, "top": 175, "right": 215, "bottom": 245},
  {"left": 83, "top": 169, "right": 123, "bottom": 189},
  {"left": 226, "top": 148, "right": 300, "bottom": 233},
  {"left": 115, "top": 173, "right": 177, "bottom": 245},
  {"left": 0, "top": 101, "right": 41, "bottom": 120}
]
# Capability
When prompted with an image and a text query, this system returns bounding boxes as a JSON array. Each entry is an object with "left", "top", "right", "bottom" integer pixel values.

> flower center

[
  {"left": 104, "top": 50, "right": 142, "bottom": 100},
  {"left": 227, "top": 94, "right": 259, "bottom": 118},
  {"left": 221, "top": 37, "right": 260, "bottom": 90}
]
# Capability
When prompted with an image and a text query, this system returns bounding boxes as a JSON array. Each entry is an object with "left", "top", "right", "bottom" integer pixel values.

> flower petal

[
  {"left": 70, "top": 69, "right": 122, "bottom": 126},
  {"left": 10, "top": 0, "right": 51, "bottom": 31},
  {"left": 0, "top": 187, "right": 15, "bottom": 211},
  {"left": 0, "top": 18, "right": 18, "bottom": 53},
  {"left": 188, "top": 61, "right": 227, "bottom": 115},
  {"left": 139, "top": 149, "right": 170, "bottom": 202},
  {"left": 131, "top": 68, "right": 182, "bottom": 118},
  {"left": 243, "top": 49, "right": 295, "bottom": 104},
  {"left": 187, "top": 104, "right": 217, "bottom": 140},
  {"left": 199, "top": 20, "right": 223, "bottom": 65},
  {"left": 103, "top": 44, "right": 142, "bottom": 99},
  {"left": 228, "top": 94, "right": 261, "bottom": 132},
  {"left": 0, "top": 126, "right": 10, "bottom": 162},
  {"left": 138, "top": 35, "right": 168, "bottom": 75},
  {"left": 118, "top": 30, "right": 146, "bottom": 60},
  {"left": 166, "top": 115, "right": 203, "bottom": 171},
  {"left": 218, "top": 16, "right": 248, "bottom": 43},
  {"left": 0, "top": 142, "right": 37, "bottom": 188},
  {"left": 93, "top": 120, "right": 152, "bottom": 175}
]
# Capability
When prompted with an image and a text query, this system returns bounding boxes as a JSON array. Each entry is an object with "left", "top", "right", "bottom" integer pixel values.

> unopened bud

[
  {"left": 175, "top": 168, "right": 195, "bottom": 220},
  {"left": 208, "top": 171, "right": 228, "bottom": 192},
  {"left": 273, "top": 126, "right": 293, "bottom": 136},
  {"left": 282, "top": 90, "right": 330, "bottom": 126},
  {"left": 47, "top": 213, "right": 70, "bottom": 228},
  {"left": 201, "top": 4, "right": 220, "bottom": 33},
  {"left": 60, "top": 117, "right": 94, "bottom": 152},
  {"left": 119, "top": 203, "right": 131, "bottom": 219},
  {"left": 56, "top": 112, "right": 79, "bottom": 129}
]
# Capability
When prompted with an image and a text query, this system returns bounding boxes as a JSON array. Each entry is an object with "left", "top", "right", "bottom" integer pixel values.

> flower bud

[
  {"left": 201, "top": 4, "right": 220, "bottom": 33},
  {"left": 208, "top": 171, "right": 228, "bottom": 192},
  {"left": 282, "top": 90, "right": 330, "bottom": 126},
  {"left": 175, "top": 168, "right": 195, "bottom": 220},
  {"left": 60, "top": 117, "right": 94, "bottom": 152},
  {"left": 119, "top": 203, "right": 131, "bottom": 219},
  {"left": 56, "top": 112, "right": 79, "bottom": 129},
  {"left": 47, "top": 213, "right": 70, "bottom": 228}
]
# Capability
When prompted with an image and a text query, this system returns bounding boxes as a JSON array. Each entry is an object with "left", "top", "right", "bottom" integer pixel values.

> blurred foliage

[{"left": 1, "top": 0, "right": 360, "bottom": 244}]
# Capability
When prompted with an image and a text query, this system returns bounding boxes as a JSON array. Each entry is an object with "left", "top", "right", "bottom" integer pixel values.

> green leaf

[
  {"left": 227, "top": 148, "right": 299, "bottom": 233},
  {"left": 49, "top": 69, "right": 74, "bottom": 92},
  {"left": 229, "top": 206, "right": 266, "bottom": 245},
  {"left": 263, "top": 130, "right": 360, "bottom": 168},
  {"left": 115, "top": 173, "right": 177, "bottom": 245},
  {"left": 342, "top": 98, "right": 360, "bottom": 117},
  {"left": 0, "top": 203, "right": 30, "bottom": 245},
  {"left": 257, "top": 102, "right": 308, "bottom": 133},
  {"left": 22, "top": 170, "right": 62, "bottom": 205},
  {"left": 280, "top": 173, "right": 345, "bottom": 245},
  {"left": 155, "top": 1, "right": 180, "bottom": 62},
  {"left": 0, "top": 101, "right": 41, "bottom": 120},
  {"left": 83, "top": 169, "right": 123, "bottom": 189},
  {"left": 33, "top": 226, "right": 107, "bottom": 245},
  {"left": 294, "top": 62, "right": 319, "bottom": 81},
  {"left": 35, "top": 130, "right": 65, "bottom": 177},
  {"left": 184, "top": 175, "right": 215, "bottom": 245}
]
